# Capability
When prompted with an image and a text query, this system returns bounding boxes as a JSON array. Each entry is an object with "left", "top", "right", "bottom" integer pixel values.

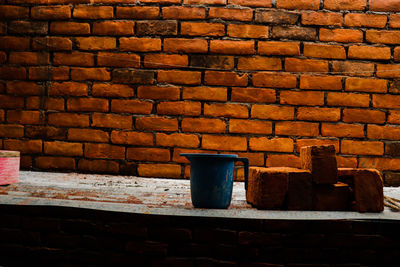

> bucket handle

[{"left": 235, "top": 157, "right": 249, "bottom": 190}]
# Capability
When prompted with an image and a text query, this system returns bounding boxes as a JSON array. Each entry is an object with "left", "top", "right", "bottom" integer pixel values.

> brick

[
  {"left": 0, "top": 125, "right": 24, "bottom": 138},
  {"left": 6, "top": 81, "right": 41, "bottom": 95},
  {"left": 359, "top": 157, "right": 400, "bottom": 171},
  {"left": 25, "top": 126, "right": 65, "bottom": 140},
  {"left": 250, "top": 137, "right": 293, "bottom": 152},
  {"left": 9, "top": 52, "right": 49, "bottom": 65},
  {"left": 98, "top": 52, "right": 140, "bottom": 68},
  {"left": 385, "top": 143, "right": 400, "bottom": 157},
  {"left": 230, "top": 120, "right": 272, "bottom": 135},
  {"left": 384, "top": 172, "right": 400, "bottom": 186},
  {"left": 75, "top": 37, "right": 116, "bottom": 50},
  {"left": 321, "top": 123, "right": 364, "bottom": 138},
  {"left": 136, "top": 117, "right": 178, "bottom": 132},
  {"left": 327, "top": 92, "right": 369, "bottom": 107},
  {"left": 0, "top": 5, "right": 28, "bottom": 18},
  {"left": 202, "top": 135, "right": 247, "bottom": 151},
  {"left": 67, "top": 98, "right": 108, "bottom": 112},
  {"left": 229, "top": 0, "right": 272, "bottom": 7},
  {"left": 204, "top": 103, "right": 248, "bottom": 118},
  {"left": 0, "top": 95, "right": 24, "bottom": 108},
  {"left": 31, "top": 6, "right": 71, "bottom": 20},
  {"left": 266, "top": 154, "right": 301, "bottom": 168},
  {"left": 50, "top": 22, "right": 90, "bottom": 35},
  {"left": 296, "top": 139, "right": 339, "bottom": 153},
  {"left": 369, "top": 0, "right": 400, "bottom": 12},
  {"left": 341, "top": 140, "right": 384, "bottom": 155},
  {"left": 181, "top": 22, "right": 225, "bottom": 37},
  {"left": 184, "top": 0, "right": 225, "bottom": 3},
  {"left": 183, "top": 86, "right": 227, "bottom": 101},
  {"left": 137, "top": 164, "right": 181, "bottom": 178},
  {"left": 158, "top": 70, "right": 201, "bottom": 85},
  {"left": 319, "top": 28, "right": 363, "bottom": 43},
  {"left": 237, "top": 152, "right": 264, "bottom": 166},
  {"left": 120, "top": 37, "right": 161, "bottom": 52},
  {"left": 313, "top": 183, "right": 350, "bottom": 211},
  {"left": 116, "top": 6, "right": 159, "bottom": 19},
  {"left": 227, "top": 24, "right": 269, "bottom": 39},
  {"left": 92, "top": 113, "right": 132, "bottom": 129},
  {"left": 390, "top": 14, "right": 400, "bottom": 28},
  {"left": 373, "top": 94, "right": 400, "bottom": 109},
  {"left": 127, "top": 148, "right": 170, "bottom": 162},
  {"left": 253, "top": 72, "right": 297, "bottom": 88},
  {"left": 93, "top": 83, "right": 133, "bottom": 98},
  {"left": 395, "top": 47, "right": 400, "bottom": 62},
  {"left": 48, "top": 113, "right": 89, "bottom": 127},
  {"left": 280, "top": 91, "right": 324, "bottom": 106},
  {"left": 156, "top": 133, "right": 200, "bottom": 148},
  {"left": 276, "top": 121, "right": 319, "bottom": 136},
  {"left": 376, "top": 64, "right": 400, "bottom": 78},
  {"left": 85, "top": 143, "right": 125, "bottom": 160},
  {"left": 93, "top": 21, "right": 135, "bottom": 35},
  {"left": 136, "top": 20, "right": 177, "bottom": 36},
  {"left": 111, "top": 131, "right": 153, "bottom": 146},
  {"left": 71, "top": 68, "right": 110, "bottom": 81},
  {"left": 301, "top": 145, "right": 338, "bottom": 184},
  {"left": 182, "top": 118, "right": 226, "bottom": 133},
  {"left": 190, "top": 55, "right": 234, "bottom": 70},
  {"left": 345, "top": 77, "right": 387, "bottom": 93},
  {"left": 138, "top": 85, "right": 179, "bottom": 100},
  {"left": 29, "top": 67, "right": 50, "bottom": 81},
  {"left": 251, "top": 105, "right": 294, "bottom": 120},
  {"left": 332, "top": 61, "right": 374, "bottom": 77},
  {"left": 44, "top": 141, "right": 82, "bottom": 156},
  {"left": 205, "top": 71, "right": 248, "bottom": 86},
  {"left": 73, "top": 5, "right": 113, "bottom": 19},
  {"left": 9, "top": 21, "right": 48, "bottom": 35},
  {"left": 297, "top": 107, "right": 341, "bottom": 122},
  {"left": 54, "top": 52, "right": 94, "bottom": 66},
  {"left": 238, "top": 57, "right": 281, "bottom": 71},
  {"left": 302, "top": 11, "right": 342, "bottom": 26},
  {"left": 111, "top": 99, "right": 152, "bottom": 114},
  {"left": 7, "top": 110, "right": 43, "bottom": 125},
  {"left": 231, "top": 87, "right": 275, "bottom": 103},
  {"left": 345, "top": 13, "right": 387, "bottom": 28},
  {"left": 68, "top": 128, "right": 109, "bottom": 143},
  {"left": 0, "top": 37, "right": 29, "bottom": 50},
  {"left": 78, "top": 159, "right": 119, "bottom": 174},
  {"left": 366, "top": 30, "right": 400, "bottom": 45},
  {"left": 210, "top": 40, "right": 254, "bottom": 55},
  {"left": 144, "top": 54, "right": 187, "bottom": 69},
  {"left": 255, "top": 10, "right": 299, "bottom": 24},
  {"left": 389, "top": 110, "right": 400, "bottom": 124},
  {"left": 209, "top": 7, "right": 252, "bottom": 22},
  {"left": 35, "top": 157, "right": 75, "bottom": 170},
  {"left": 113, "top": 70, "right": 154, "bottom": 84},
  {"left": 343, "top": 108, "right": 385, "bottom": 124},
  {"left": 324, "top": 0, "right": 366, "bottom": 10},
  {"left": 285, "top": 58, "right": 329, "bottom": 73},
  {"left": 0, "top": 52, "right": 5, "bottom": 64},
  {"left": 286, "top": 168, "right": 313, "bottom": 210},
  {"left": 163, "top": 6, "right": 205, "bottom": 19},
  {"left": 276, "top": 0, "right": 320, "bottom": 10},
  {"left": 157, "top": 101, "right": 201, "bottom": 116},
  {"left": 33, "top": 37, "right": 72, "bottom": 51},
  {"left": 53, "top": 67, "right": 69, "bottom": 80},
  {"left": 304, "top": 43, "right": 345, "bottom": 59},
  {"left": 337, "top": 156, "right": 357, "bottom": 168},
  {"left": 300, "top": 75, "right": 342, "bottom": 90},
  {"left": 4, "top": 139, "right": 42, "bottom": 154},
  {"left": 164, "top": 38, "right": 207, "bottom": 53},
  {"left": 258, "top": 41, "right": 300, "bottom": 56}
]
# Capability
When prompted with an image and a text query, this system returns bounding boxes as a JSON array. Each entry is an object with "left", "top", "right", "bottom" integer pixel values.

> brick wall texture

[{"left": 2, "top": 0, "right": 400, "bottom": 182}]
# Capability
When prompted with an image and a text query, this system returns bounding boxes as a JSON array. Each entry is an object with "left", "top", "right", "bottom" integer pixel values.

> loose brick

[
  {"left": 345, "top": 13, "right": 387, "bottom": 28},
  {"left": 116, "top": 6, "right": 159, "bottom": 19},
  {"left": 156, "top": 133, "right": 200, "bottom": 148},
  {"left": 93, "top": 21, "right": 135, "bottom": 35},
  {"left": 321, "top": 123, "right": 364, "bottom": 138},
  {"left": 258, "top": 41, "right": 300, "bottom": 56},
  {"left": 190, "top": 55, "right": 234, "bottom": 70},
  {"left": 324, "top": 0, "right": 366, "bottom": 10},
  {"left": 113, "top": 69, "right": 154, "bottom": 84},
  {"left": 275, "top": 121, "right": 319, "bottom": 136},
  {"left": 204, "top": 103, "right": 248, "bottom": 118},
  {"left": 304, "top": 43, "right": 346, "bottom": 59},
  {"left": 202, "top": 135, "right": 247, "bottom": 151},
  {"left": 280, "top": 91, "right": 324, "bottom": 106},
  {"left": 331, "top": 61, "right": 374, "bottom": 77},
  {"left": 157, "top": 101, "right": 201, "bottom": 116},
  {"left": 85, "top": 143, "right": 125, "bottom": 160},
  {"left": 238, "top": 57, "right": 281, "bottom": 71},
  {"left": 389, "top": 14, "right": 400, "bottom": 28},
  {"left": 286, "top": 168, "right": 313, "bottom": 210},
  {"left": 253, "top": 72, "right": 297, "bottom": 88},
  {"left": 73, "top": 6, "right": 113, "bottom": 19},
  {"left": 229, "top": 0, "right": 272, "bottom": 7},
  {"left": 181, "top": 118, "right": 226, "bottom": 133},
  {"left": 276, "top": 0, "right": 320, "bottom": 10},
  {"left": 120, "top": 37, "right": 161, "bottom": 52},
  {"left": 54, "top": 52, "right": 94, "bottom": 66},
  {"left": 111, "top": 99, "right": 152, "bottom": 114},
  {"left": 369, "top": 0, "right": 400, "bottom": 12},
  {"left": 67, "top": 98, "right": 108, "bottom": 112},
  {"left": 158, "top": 70, "right": 201, "bottom": 85},
  {"left": 327, "top": 92, "right": 370, "bottom": 107},
  {"left": 255, "top": 10, "right": 299, "bottom": 24},
  {"left": 209, "top": 7, "right": 252, "bottom": 22},
  {"left": 296, "top": 139, "right": 339, "bottom": 153},
  {"left": 0, "top": 37, "right": 29, "bottom": 50},
  {"left": 205, "top": 71, "right": 248, "bottom": 86},
  {"left": 0, "top": 5, "right": 29, "bottom": 19},
  {"left": 300, "top": 75, "right": 342, "bottom": 90},
  {"left": 376, "top": 64, "right": 400, "bottom": 78},
  {"left": 50, "top": 22, "right": 90, "bottom": 35},
  {"left": 75, "top": 37, "right": 116, "bottom": 50},
  {"left": 92, "top": 113, "right": 132, "bottom": 129},
  {"left": 366, "top": 30, "right": 400, "bottom": 45},
  {"left": 35, "top": 157, "right": 75, "bottom": 170},
  {"left": 266, "top": 154, "right": 301, "bottom": 168},
  {"left": 71, "top": 68, "right": 110, "bottom": 81},
  {"left": 78, "top": 159, "right": 119, "bottom": 174},
  {"left": 6, "top": 81, "right": 41, "bottom": 95},
  {"left": 98, "top": 52, "right": 140, "bottom": 68},
  {"left": 9, "top": 21, "right": 48, "bottom": 35},
  {"left": 228, "top": 24, "right": 269, "bottom": 39},
  {"left": 9, "top": 52, "right": 49, "bottom": 65},
  {"left": 137, "top": 164, "right": 181, "bottom": 178},
  {"left": 251, "top": 105, "right": 294, "bottom": 120},
  {"left": 92, "top": 83, "right": 134, "bottom": 98},
  {"left": 343, "top": 108, "right": 386, "bottom": 124},
  {"left": 33, "top": 37, "right": 72, "bottom": 51},
  {"left": 302, "top": 11, "right": 342, "bottom": 26},
  {"left": 373, "top": 94, "right": 400, "bottom": 109},
  {"left": 183, "top": 86, "right": 227, "bottom": 101},
  {"left": 231, "top": 87, "right": 275, "bottom": 103},
  {"left": 136, "top": 117, "right": 178, "bottom": 132},
  {"left": 345, "top": 78, "right": 387, "bottom": 93},
  {"left": 4, "top": 139, "right": 42, "bottom": 154},
  {"left": 48, "top": 113, "right": 89, "bottom": 127},
  {"left": 68, "top": 128, "right": 109, "bottom": 143},
  {"left": 0, "top": 125, "right": 24, "bottom": 138},
  {"left": 272, "top": 25, "right": 317, "bottom": 40},
  {"left": 31, "top": 6, "right": 71, "bottom": 20},
  {"left": 138, "top": 85, "right": 180, "bottom": 100},
  {"left": 136, "top": 20, "right": 177, "bottom": 36},
  {"left": 181, "top": 22, "right": 225, "bottom": 37},
  {"left": 44, "top": 141, "right": 83, "bottom": 156},
  {"left": 249, "top": 137, "right": 293, "bottom": 152},
  {"left": 285, "top": 58, "right": 329, "bottom": 73},
  {"left": 341, "top": 140, "right": 384, "bottom": 155},
  {"left": 313, "top": 183, "right": 350, "bottom": 211},
  {"left": 164, "top": 38, "right": 208, "bottom": 53},
  {"left": 163, "top": 6, "right": 205, "bottom": 19},
  {"left": 127, "top": 148, "right": 170, "bottom": 162},
  {"left": 230, "top": 119, "right": 272, "bottom": 135},
  {"left": 297, "top": 107, "right": 341, "bottom": 122},
  {"left": 319, "top": 28, "right": 363, "bottom": 43},
  {"left": 210, "top": 40, "right": 254, "bottom": 55},
  {"left": 144, "top": 54, "right": 188, "bottom": 69},
  {"left": 111, "top": 131, "right": 153, "bottom": 146},
  {"left": 7, "top": 110, "right": 43, "bottom": 125}
]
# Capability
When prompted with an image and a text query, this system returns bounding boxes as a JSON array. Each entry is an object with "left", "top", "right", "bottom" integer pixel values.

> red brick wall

[{"left": 1, "top": 0, "right": 400, "bottom": 182}]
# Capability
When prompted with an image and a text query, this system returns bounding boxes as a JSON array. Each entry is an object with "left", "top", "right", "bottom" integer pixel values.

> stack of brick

[{"left": 247, "top": 145, "right": 384, "bottom": 212}]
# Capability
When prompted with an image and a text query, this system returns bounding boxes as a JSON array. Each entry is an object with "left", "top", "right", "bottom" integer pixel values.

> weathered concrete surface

[{"left": 0, "top": 171, "right": 400, "bottom": 220}]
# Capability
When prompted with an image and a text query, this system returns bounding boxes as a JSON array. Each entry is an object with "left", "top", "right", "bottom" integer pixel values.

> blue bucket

[{"left": 181, "top": 153, "right": 249, "bottom": 209}]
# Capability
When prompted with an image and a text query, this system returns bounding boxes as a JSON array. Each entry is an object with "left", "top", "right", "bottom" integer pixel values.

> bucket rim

[{"left": 180, "top": 153, "right": 238, "bottom": 159}]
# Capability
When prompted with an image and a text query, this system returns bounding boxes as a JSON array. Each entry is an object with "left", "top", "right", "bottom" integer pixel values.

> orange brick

[
  {"left": 276, "top": 0, "right": 320, "bottom": 10},
  {"left": 136, "top": 20, "right": 177, "bottom": 36},
  {"left": 296, "top": 139, "right": 339, "bottom": 153},
  {"left": 394, "top": 47, "right": 400, "bottom": 61},
  {"left": 321, "top": 123, "right": 364, "bottom": 138},
  {"left": 319, "top": 28, "right": 363, "bottom": 43},
  {"left": 75, "top": 37, "right": 116, "bottom": 50},
  {"left": 71, "top": 68, "right": 110, "bottom": 81},
  {"left": 6, "top": 81, "right": 41, "bottom": 95},
  {"left": 0, "top": 95, "right": 24, "bottom": 108},
  {"left": 0, "top": 125, "right": 24, "bottom": 138},
  {"left": 202, "top": 135, "right": 247, "bottom": 151},
  {"left": 388, "top": 110, "right": 400, "bottom": 124},
  {"left": 180, "top": 22, "right": 225, "bottom": 36},
  {"left": 297, "top": 107, "right": 340, "bottom": 122},
  {"left": 258, "top": 41, "right": 300, "bottom": 56},
  {"left": 276, "top": 121, "right": 319, "bottom": 136},
  {"left": 251, "top": 105, "right": 294, "bottom": 120},
  {"left": 92, "top": 113, "right": 132, "bottom": 129},
  {"left": 229, "top": 119, "right": 272, "bottom": 135},
  {"left": 127, "top": 148, "right": 170, "bottom": 162},
  {"left": 183, "top": 86, "right": 227, "bottom": 102},
  {"left": 0, "top": 36, "right": 29, "bottom": 50},
  {"left": 7, "top": 110, "right": 43, "bottom": 125},
  {"left": 271, "top": 26, "right": 317, "bottom": 40},
  {"left": 44, "top": 141, "right": 82, "bottom": 156},
  {"left": 136, "top": 116, "right": 178, "bottom": 132},
  {"left": 52, "top": 66, "right": 69, "bottom": 80},
  {"left": 4, "top": 139, "right": 42, "bottom": 154},
  {"left": 173, "top": 148, "right": 218, "bottom": 163},
  {"left": 368, "top": 125, "right": 400, "bottom": 140},
  {"left": 67, "top": 98, "right": 108, "bottom": 112},
  {"left": 116, "top": 6, "right": 159, "bottom": 19},
  {"left": 210, "top": 40, "right": 254, "bottom": 55},
  {"left": 120, "top": 37, "right": 161, "bottom": 52},
  {"left": 156, "top": 133, "right": 200, "bottom": 148},
  {"left": 144, "top": 54, "right": 188, "bottom": 69},
  {"left": 285, "top": 58, "right": 329, "bottom": 73},
  {"left": 204, "top": 103, "right": 248, "bottom": 118},
  {"left": 376, "top": 64, "right": 400, "bottom": 78},
  {"left": 337, "top": 156, "right": 358, "bottom": 168},
  {"left": 181, "top": 118, "right": 226, "bottom": 133},
  {"left": 184, "top": 0, "right": 225, "bottom": 3},
  {"left": 50, "top": 22, "right": 90, "bottom": 35},
  {"left": 280, "top": 91, "right": 324, "bottom": 106},
  {"left": 158, "top": 70, "right": 201, "bottom": 85},
  {"left": 0, "top": 5, "right": 29, "bottom": 18},
  {"left": 111, "top": 99, "right": 152, "bottom": 114},
  {"left": 204, "top": 71, "right": 248, "bottom": 86},
  {"left": 366, "top": 30, "right": 400, "bottom": 45},
  {"left": 163, "top": 6, "right": 205, "bottom": 19},
  {"left": 73, "top": 5, "right": 113, "bottom": 19},
  {"left": 345, "top": 13, "right": 387, "bottom": 28},
  {"left": 302, "top": 11, "right": 342, "bottom": 26},
  {"left": 164, "top": 38, "right": 207, "bottom": 53},
  {"left": 238, "top": 57, "right": 281, "bottom": 71},
  {"left": 209, "top": 7, "right": 252, "bottom": 22},
  {"left": 78, "top": 159, "right": 119, "bottom": 174},
  {"left": 332, "top": 61, "right": 374, "bottom": 77},
  {"left": 324, "top": 0, "right": 366, "bottom": 10},
  {"left": 10, "top": 20, "right": 47, "bottom": 35},
  {"left": 191, "top": 55, "right": 234, "bottom": 69},
  {"left": 266, "top": 154, "right": 301, "bottom": 168},
  {"left": 35, "top": 157, "right": 75, "bottom": 170},
  {"left": 345, "top": 78, "right": 387, "bottom": 93},
  {"left": 250, "top": 137, "right": 293, "bottom": 152},
  {"left": 111, "top": 131, "right": 153, "bottom": 146},
  {"left": 54, "top": 52, "right": 94, "bottom": 66},
  {"left": 112, "top": 70, "right": 154, "bottom": 84},
  {"left": 304, "top": 43, "right": 346, "bottom": 59},
  {"left": 227, "top": 24, "right": 269, "bottom": 39},
  {"left": 369, "top": 0, "right": 400, "bottom": 12},
  {"left": 68, "top": 128, "right": 109, "bottom": 143},
  {"left": 27, "top": 97, "right": 65, "bottom": 111},
  {"left": 373, "top": 94, "right": 400, "bottom": 109},
  {"left": 92, "top": 83, "right": 134, "bottom": 98},
  {"left": 252, "top": 72, "right": 297, "bottom": 88},
  {"left": 31, "top": 5, "right": 71, "bottom": 20},
  {"left": 138, "top": 85, "right": 180, "bottom": 100},
  {"left": 255, "top": 10, "right": 299, "bottom": 24},
  {"left": 359, "top": 157, "right": 400, "bottom": 171},
  {"left": 97, "top": 52, "right": 140, "bottom": 68},
  {"left": 85, "top": 143, "right": 125, "bottom": 160},
  {"left": 157, "top": 101, "right": 201, "bottom": 116},
  {"left": 327, "top": 92, "right": 370, "bottom": 107},
  {"left": 300, "top": 75, "right": 342, "bottom": 90},
  {"left": 138, "top": 163, "right": 181, "bottom": 178},
  {"left": 29, "top": 67, "right": 52, "bottom": 81},
  {"left": 93, "top": 21, "right": 135, "bottom": 35},
  {"left": 229, "top": 0, "right": 272, "bottom": 7},
  {"left": 389, "top": 14, "right": 400, "bottom": 28},
  {"left": 341, "top": 140, "right": 383, "bottom": 156},
  {"left": 231, "top": 87, "right": 275, "bottom": 103},
  {"left": 343, "top": 108, "right": 386, "bottom": 124},
  {"left": 48, "top": 113, "right": 89, "bottom": 127},
  {"left": 9, "top": 52, "right": 49, "bottom": 65}
]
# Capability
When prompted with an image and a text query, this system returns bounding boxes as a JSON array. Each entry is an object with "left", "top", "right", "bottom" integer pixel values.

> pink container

[{"left": 0, "top": 150, "right": 20, "bottom": 185}]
